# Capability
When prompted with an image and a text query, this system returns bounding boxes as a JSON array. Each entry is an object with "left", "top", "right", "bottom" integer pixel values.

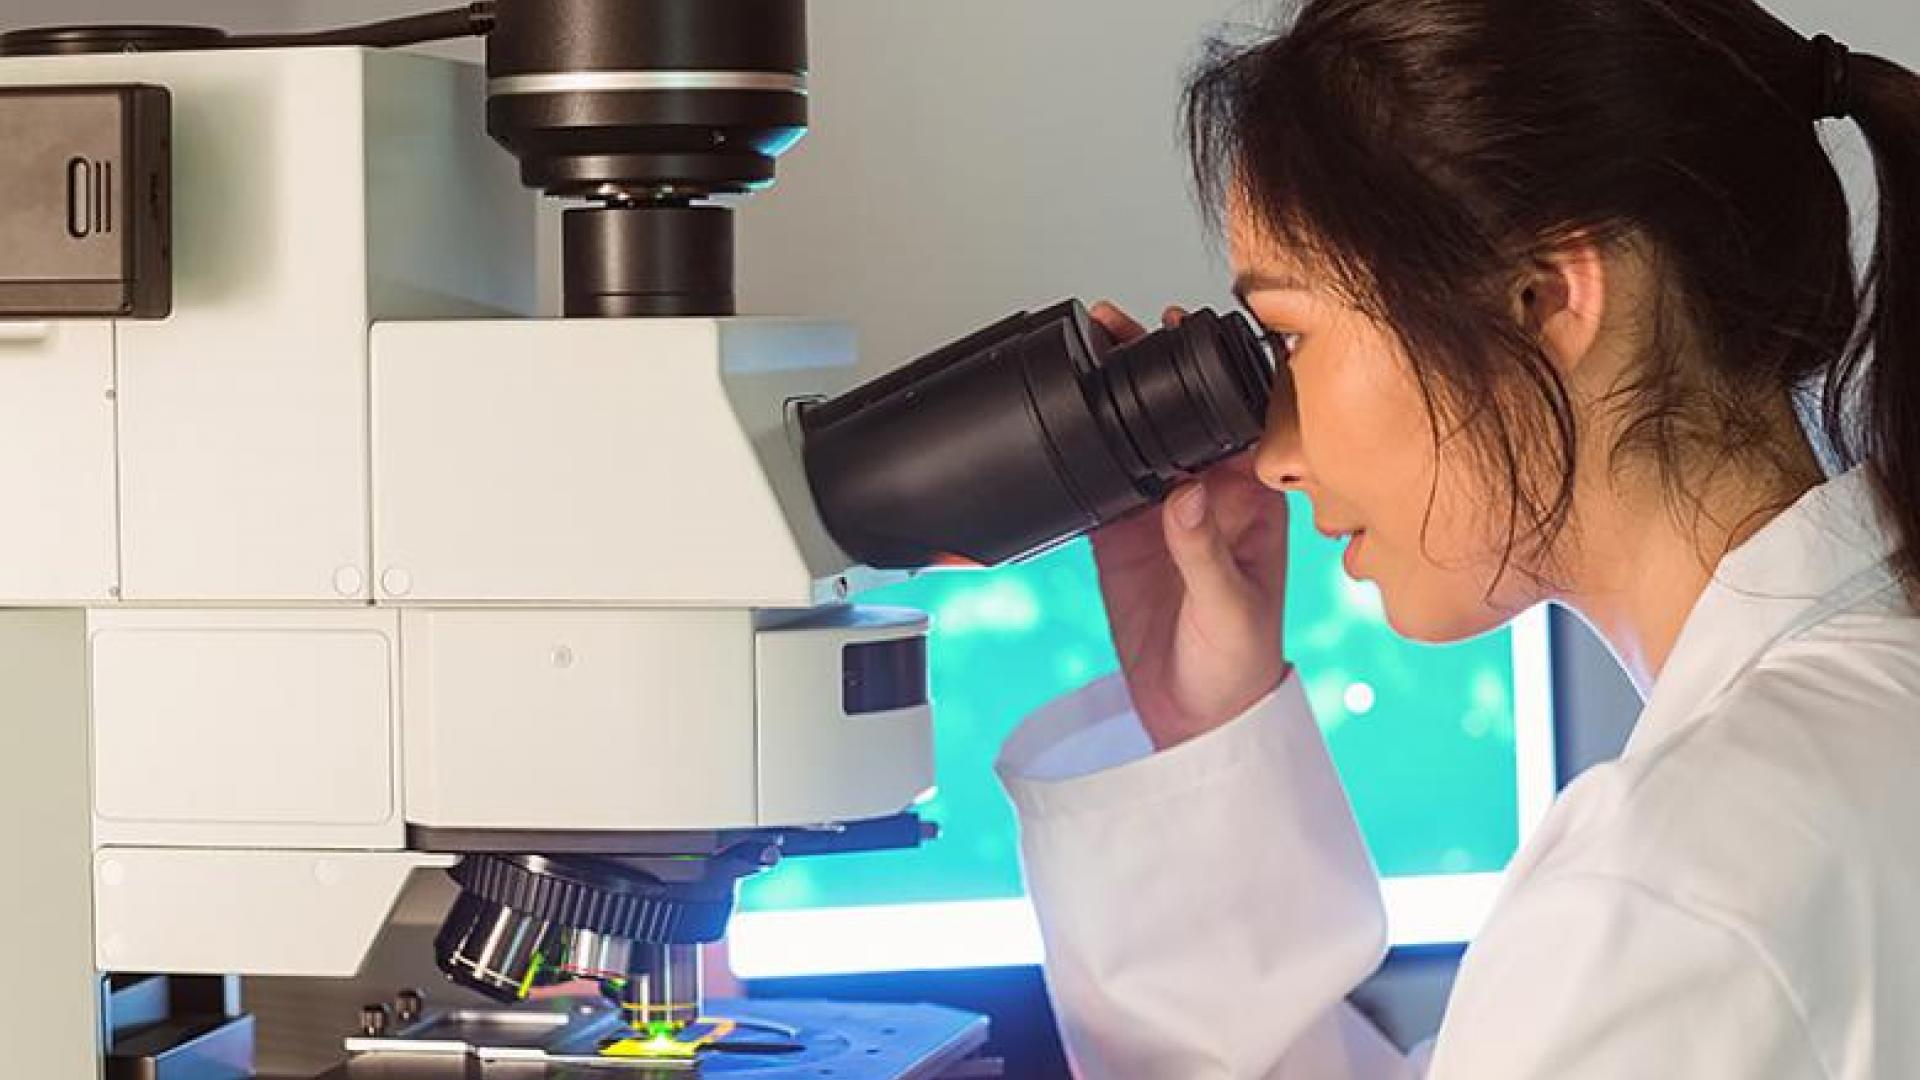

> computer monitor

[{"left": 731, "top": 508, "right": 1557, "bottom": 976}]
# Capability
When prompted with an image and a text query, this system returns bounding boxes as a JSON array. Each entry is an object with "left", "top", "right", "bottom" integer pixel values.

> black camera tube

[{"left": 801, "top": 300, "right": 1276, "bottom": 570}]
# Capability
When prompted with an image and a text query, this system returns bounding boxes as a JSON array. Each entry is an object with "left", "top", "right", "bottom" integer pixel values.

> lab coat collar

[{"left": 1626, "top": 467, "right": 1901, "bottom": 756}]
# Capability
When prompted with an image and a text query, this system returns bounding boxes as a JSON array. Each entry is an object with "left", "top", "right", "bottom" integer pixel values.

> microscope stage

[{"left": 321, "top": 998, "right": 992, "bottom": 1079}]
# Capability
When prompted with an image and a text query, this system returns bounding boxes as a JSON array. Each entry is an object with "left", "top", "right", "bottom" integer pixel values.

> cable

[{"left": 223, "top": 2, "right": 495, "bottom": 50}]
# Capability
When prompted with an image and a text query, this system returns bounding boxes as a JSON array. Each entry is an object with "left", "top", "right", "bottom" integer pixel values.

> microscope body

[{"left": 0, "top": 45, "right": 935, "bottom": 1079}]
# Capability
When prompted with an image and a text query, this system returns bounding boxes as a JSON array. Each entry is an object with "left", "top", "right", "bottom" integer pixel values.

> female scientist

[{"left": 995, "top": 0, "right": 1920, "bottom": 1075}]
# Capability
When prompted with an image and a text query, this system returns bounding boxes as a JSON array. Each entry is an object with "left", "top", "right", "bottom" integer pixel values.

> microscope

[{"left": 0, "top": 2, "right": 1276, "bottom": 1076}]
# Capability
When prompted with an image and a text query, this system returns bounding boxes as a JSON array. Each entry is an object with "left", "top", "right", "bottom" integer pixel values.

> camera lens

[
  {"left": 485, "top": 0, "right": 808, "bottom": 199},
  {"left": 484, "top": 0, "right": 808, "bottom": 317},
  {"left": 802, "top": 301, "right": 1275, "bottom": 569}
]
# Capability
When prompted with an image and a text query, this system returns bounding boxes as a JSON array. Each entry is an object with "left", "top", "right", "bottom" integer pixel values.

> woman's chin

[{"left": 1380, "top": 590, "right": 1514, "bottom": 645}]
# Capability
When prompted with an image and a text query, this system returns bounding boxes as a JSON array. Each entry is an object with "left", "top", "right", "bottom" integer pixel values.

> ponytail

[{"left": 1834, "top": 53, "right": 1920, "bottom": 597}]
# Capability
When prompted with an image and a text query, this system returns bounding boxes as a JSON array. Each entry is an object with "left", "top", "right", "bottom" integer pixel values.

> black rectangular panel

[
  {"left": 842, "top": 635, "right": 928, "bottom": 715},
  {"left": 0, "top": 84, "right": 171, "bottom": 317}
]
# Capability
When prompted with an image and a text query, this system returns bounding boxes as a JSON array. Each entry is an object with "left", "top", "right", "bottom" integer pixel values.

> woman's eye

[{"left": 1263, "top": 331, "right": 1302, "bottom": 359}]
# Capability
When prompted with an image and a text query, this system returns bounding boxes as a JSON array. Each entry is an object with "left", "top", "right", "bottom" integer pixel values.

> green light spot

[{"left": 516, "top": 950, "right": 545, "bottom": 1001}]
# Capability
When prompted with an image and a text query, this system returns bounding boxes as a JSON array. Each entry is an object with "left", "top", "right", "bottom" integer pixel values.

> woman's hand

[{"left": 1089, "top": 302, "right": 1292, "bottom": 750}]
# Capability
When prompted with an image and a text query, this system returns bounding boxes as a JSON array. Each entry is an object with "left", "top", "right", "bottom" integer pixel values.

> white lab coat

[{"left": 998, "top": 468, "right": 1920, "bottom": 1079}]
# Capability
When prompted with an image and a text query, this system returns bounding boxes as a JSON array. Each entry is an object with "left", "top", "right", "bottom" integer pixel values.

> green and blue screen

[{"left": 731, "top": 497, "right": 1554, "bottom": 975}]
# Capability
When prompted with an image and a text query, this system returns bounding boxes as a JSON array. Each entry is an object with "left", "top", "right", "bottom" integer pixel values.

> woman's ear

[{"left": 1517, "top": 239, "right": 1608, "bottom": 377}]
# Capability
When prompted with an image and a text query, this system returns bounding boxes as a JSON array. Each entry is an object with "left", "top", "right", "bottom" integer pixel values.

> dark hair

[{"left": 1186, "top": 0, "right": 1920, "bottom": 598}]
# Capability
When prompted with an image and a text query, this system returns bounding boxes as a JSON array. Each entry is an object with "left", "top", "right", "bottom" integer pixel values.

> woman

[{"left": 996, "top": 0, "right": 1920, "bottom": 1076}]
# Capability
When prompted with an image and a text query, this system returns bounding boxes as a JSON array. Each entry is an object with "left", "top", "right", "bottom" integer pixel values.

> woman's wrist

[{"left": 1142, "top": 660, "right": 1296, "bottom": 751}]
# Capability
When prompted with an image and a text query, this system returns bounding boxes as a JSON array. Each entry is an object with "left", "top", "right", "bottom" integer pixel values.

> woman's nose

[
  {"left": 1254, "top": 437, "right": 1305, "bottom": 491},
  {"left": 1253, "top": 371, "right": 1306, "bottom": 492}
]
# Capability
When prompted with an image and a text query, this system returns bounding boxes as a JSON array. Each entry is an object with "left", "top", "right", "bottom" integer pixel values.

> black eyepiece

[{"left": 802, "top": 301, "right": 1276, "bottom": 569}]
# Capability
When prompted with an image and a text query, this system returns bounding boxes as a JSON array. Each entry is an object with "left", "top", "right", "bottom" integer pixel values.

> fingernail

[{"left": 1174, "top": 485, "right": 1207, "bottom": 530}]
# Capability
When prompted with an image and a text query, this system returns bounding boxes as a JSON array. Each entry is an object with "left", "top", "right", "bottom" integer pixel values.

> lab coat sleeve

[
  {"left": 1428, "top": 872, "right": 1827, "bottom": 1078},
  {"left": 997, "top": 671, "right": 1411, "bottom": 1079}
]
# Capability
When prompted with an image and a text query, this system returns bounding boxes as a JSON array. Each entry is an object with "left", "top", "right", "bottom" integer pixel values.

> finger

[
  {"left": 1186, "top": 455, "right": 1272, "bottom": 526},
  {"left": 1161, "top": 483, "right": 1260, "bottom": 620},
  {"left": 1207, "top": 467, "right": 1283, "bottom": 539},
  {"left": 1090, "top": 301, "right": 1148, "bottom": 343},
  {"left": 1161, "top": 305, "right": 1189, "bottom": 328},
  {"left": 1090, "top": 502, "right": 1172, "bottom": 575},
  {"left": 1225, "top": 502, "right": 1289, "bottom": 597},
  {"left": 1218, "top": 449, "right": 1260, "bottom": 478},
  {"left": 1202, "top": 471, "right": 1290, "bottom": 591}
]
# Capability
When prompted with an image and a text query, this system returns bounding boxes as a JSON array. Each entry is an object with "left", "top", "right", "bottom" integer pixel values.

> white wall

[
  {"left": 1770, "top": 0, "right": 1916, "bottom": 61},
  {"left": 732, "top": 1, "right": 1251, "bottom": 375}
]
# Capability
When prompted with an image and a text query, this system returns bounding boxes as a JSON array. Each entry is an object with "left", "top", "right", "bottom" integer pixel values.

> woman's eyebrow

[{"left": 1231, "top": 272, "right": 1310, "bottom": 305}]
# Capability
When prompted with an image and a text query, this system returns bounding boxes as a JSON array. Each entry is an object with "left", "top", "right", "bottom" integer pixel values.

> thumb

[{"left": 1161, "top": 484, "right": 1255, "bottom": 619}]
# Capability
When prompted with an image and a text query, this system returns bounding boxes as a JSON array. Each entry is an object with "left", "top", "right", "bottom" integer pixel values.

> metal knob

[
  {"left": 395, "top": 989, "right": 424, "bottom": 1024},
  {"left": 360, "top": 1003, "right": 392, "bottom": 1038}
]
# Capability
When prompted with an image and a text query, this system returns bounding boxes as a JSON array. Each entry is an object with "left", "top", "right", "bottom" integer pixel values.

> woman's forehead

[
  {"left": 1229, "top": 241, "right": 1316, "bottom": 298},
  {"left": 1224, "top": 201, "right": 1316, "bottom": 287}
]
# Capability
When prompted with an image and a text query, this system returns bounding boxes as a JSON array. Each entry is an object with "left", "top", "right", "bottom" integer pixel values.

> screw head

[
  {"left": 360, "top": 1003, "right": 391, "bottom": 1038},
  {"left": 381, "top": 566, "right": 414, "bottom": 597}
]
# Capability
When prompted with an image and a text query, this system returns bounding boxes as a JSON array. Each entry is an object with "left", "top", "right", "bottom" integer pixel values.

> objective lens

[
  {"left": 433, "top": 855, "right": 741, "bottom": 1006},
  {"left": 605, "top": 944, "right": 702, "bottom": 1034},
  {"left": 802, "top": 300, "right": 1275, "bottom": 569}
]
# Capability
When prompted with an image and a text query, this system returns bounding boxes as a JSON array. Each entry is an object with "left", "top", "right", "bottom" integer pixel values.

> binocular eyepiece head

[{"left": 802, "top": 300, "right": 1279, "bottom": 570}]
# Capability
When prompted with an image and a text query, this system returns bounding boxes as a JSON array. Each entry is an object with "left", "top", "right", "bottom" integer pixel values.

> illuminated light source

[
  {"left": 599, "top": 1033, "right": 699, "bottom": 1061},
  {"left": 1342, "top": 681, "right": 1377, "bottom": 716},
  {"left": 935, "top": 578, "right": 1041, "bottom": 633},
  {"left": 731, "top": 874, "right": 1517, "bottom": 978},
  {"left": 599, "top": 1017, "right": 736, "bottom": 1060},
  {"left": 732, "top": 543, "right": 1560, "bottom": 973}
]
